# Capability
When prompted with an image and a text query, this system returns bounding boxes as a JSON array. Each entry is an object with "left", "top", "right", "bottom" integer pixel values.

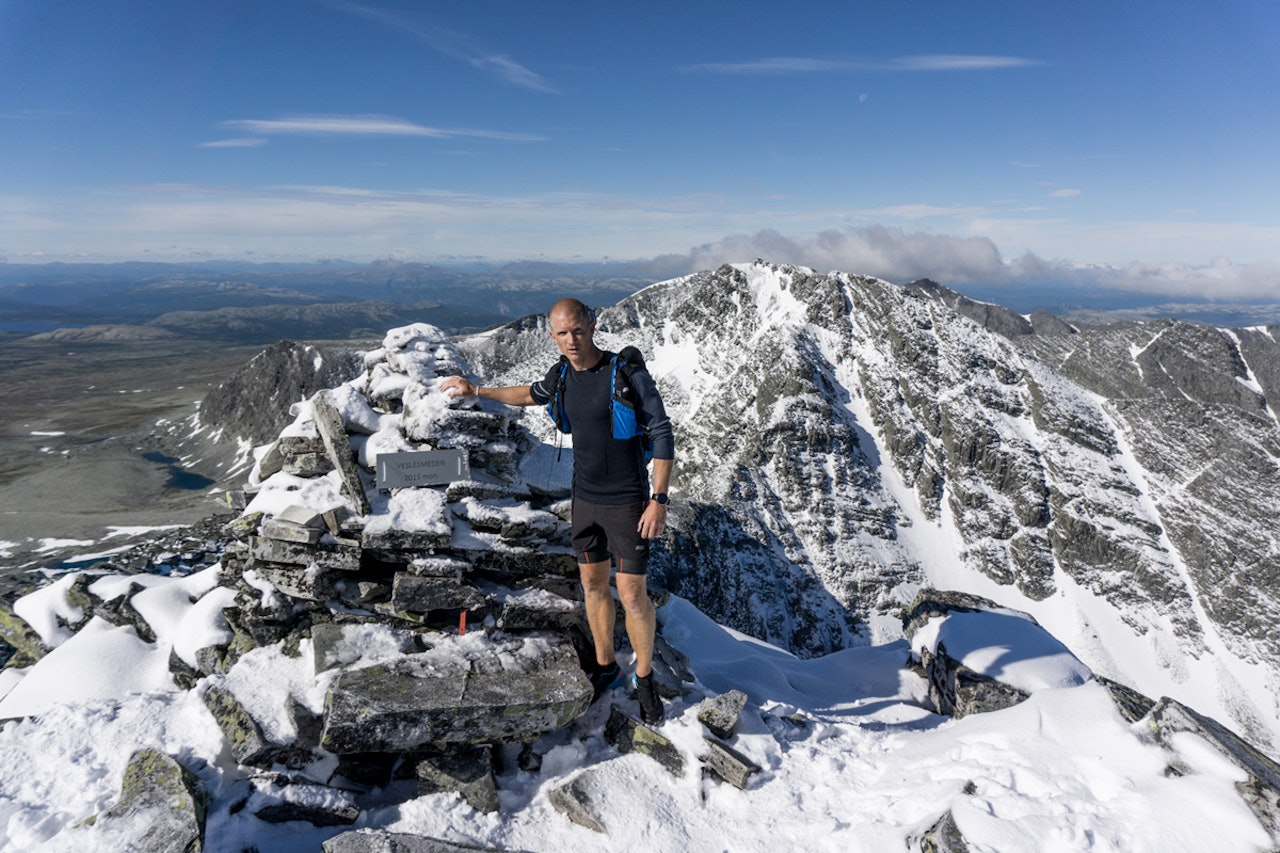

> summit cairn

[{"left": 195, "top": 323, "right": 623, "bottom": 825}]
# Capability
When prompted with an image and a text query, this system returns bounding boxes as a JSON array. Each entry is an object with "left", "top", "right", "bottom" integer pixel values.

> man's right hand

[{"left": 439, "top": 376, "right": 477, "bottom": 398}]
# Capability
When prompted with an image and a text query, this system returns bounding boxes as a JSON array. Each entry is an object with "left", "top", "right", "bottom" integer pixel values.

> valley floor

[{"left": 0, "top": 339, "right": 262, "bottom": 573}]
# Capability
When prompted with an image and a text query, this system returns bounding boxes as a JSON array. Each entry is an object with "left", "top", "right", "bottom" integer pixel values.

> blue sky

[{"left": 2, "top": 0, "right": 1278, "bottom": 298}]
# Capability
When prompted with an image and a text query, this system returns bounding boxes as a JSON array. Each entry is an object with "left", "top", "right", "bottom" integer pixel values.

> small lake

[{"left": 142, "top": 451, "right": 217, "bottom": 491}]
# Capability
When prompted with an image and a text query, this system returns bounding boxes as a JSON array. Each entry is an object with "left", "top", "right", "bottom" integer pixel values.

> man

[{"left": 440, "top": 298, "right": 674, "bottom": 724}]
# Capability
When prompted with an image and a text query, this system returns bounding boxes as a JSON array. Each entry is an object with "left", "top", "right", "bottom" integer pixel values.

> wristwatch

[{"left": 651, "top": 493, "right": 669, "bottom": 505}]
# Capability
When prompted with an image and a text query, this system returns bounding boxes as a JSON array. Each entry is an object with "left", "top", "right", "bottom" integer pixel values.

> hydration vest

[{"left": 546, "top": 347, "right": 654, "bottom": 462}]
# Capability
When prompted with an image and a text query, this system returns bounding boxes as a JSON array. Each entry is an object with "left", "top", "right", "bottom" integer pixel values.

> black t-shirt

[{"left": 530, "top": 351, "right": 672, "bottom": 504}]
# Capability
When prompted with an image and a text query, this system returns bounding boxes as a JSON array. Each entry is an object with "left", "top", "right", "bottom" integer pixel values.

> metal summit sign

[{"left": 376, "top": 449, "right": 470, "bottom": 489}]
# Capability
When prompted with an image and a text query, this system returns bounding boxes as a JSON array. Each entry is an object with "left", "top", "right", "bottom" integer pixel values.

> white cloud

[
  {"left": 692, "top": 57, "right": 856, "bottom": 74},
  {"left": 325, "top": 1, "right": 557, "bottom": 93},
  {"left": 637, "top": 226, "right": 1280, "bottom": 302},
  {"left": 4, "top": 184, "right": 1278, "bottom": 302},
  {"left": 640, "top": 226, "right": 1006, "bottom": 283},
  {"left": 1049, "top": 188, "right": 1082, "bottom": 198},
  {"left": 198, "top": 138, "right": 266, "bottom": 148},
  {"left": 691, "top": 54, "right": 1042, "bottom": 75},
  {"left": 469, "top": 55, "right": 559, "bottom": 94},
  {"left": 218, "top": 115, "right": 544, "bottom": 142},
  {"left": 890, "top": 55, "right": 1043, "bottom": 71}
]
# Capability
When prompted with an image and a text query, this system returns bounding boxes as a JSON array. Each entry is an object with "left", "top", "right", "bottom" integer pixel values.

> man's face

[{"left": 548, "top": 308, "right": 595, "bottom": 364}]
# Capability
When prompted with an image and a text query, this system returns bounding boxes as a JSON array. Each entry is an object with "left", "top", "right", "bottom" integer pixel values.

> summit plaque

[{"left": 376, "top": 449, "right": 470, "bottom": 489}]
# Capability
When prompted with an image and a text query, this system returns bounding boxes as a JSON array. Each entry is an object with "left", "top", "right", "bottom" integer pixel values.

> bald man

[{"left": 441, "top": 298, "right": 674, "bottom": 724}]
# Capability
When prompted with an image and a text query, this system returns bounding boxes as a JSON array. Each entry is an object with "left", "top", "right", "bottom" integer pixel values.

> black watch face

[{"left": 653, "top": 493, "right": 668, "bottom": 505}]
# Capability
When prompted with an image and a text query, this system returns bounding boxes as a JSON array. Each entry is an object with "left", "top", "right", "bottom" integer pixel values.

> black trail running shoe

[
  {"left": 634, "top": 672, "right": 664, "bottom": 725},
  {"left": 589, "top": 662, "right": 624, "bottom": 702}
]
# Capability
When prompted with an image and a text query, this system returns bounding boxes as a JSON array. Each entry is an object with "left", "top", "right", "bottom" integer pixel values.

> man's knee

[
  {"left": 615, "top": 577, "right": 652, "bottom": 615},
  {"left": 579, "top": 561, "right": 612, "bottom": 596}
]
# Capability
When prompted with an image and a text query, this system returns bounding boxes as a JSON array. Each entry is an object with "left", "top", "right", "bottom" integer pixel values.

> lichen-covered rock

[
  {"left": 0, "top": 600, "right": 51, "bottom": 663},
  {"left": 698, "top": 689, "right": 748, "bottom": 739},
  {"left": 391, "top": 574, "right": 489, "bottom": 616},
  {"left": 320, "top": 634, "right": 591, "bottom": 754},
  {"left": 201, "top": 684, "right": 314, "bottom": 769},
  {"left": 604, "top": 707, "right": 685, "bottom": 777},
  {"left": 95, "top": 748, "right": 207, "bottom": 853}
]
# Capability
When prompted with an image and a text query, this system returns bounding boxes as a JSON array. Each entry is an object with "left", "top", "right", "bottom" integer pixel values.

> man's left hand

[{"left": 638, "top": 501, "right": 667, "bottom": 540}]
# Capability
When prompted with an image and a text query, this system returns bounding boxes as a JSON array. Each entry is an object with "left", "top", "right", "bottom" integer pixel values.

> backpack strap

[{"left": 546, "top": 357, "right": 571, "bottom": 434}]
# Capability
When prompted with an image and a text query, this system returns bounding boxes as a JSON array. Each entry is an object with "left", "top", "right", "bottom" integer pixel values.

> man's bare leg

[
  {"left": 616, "top": 572, "right": 656, "bottom": 677},
  {"left": 579, "top": 560, "right": 616, "bottom": 668}
]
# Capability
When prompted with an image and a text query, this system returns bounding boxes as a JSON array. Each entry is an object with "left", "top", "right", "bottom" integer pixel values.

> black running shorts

[{"left": 571, "top": 497, "right": 650, "bottom": 574}]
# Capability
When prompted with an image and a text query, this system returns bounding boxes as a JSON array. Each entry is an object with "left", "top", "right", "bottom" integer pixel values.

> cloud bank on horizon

[
  {"left": 640, "top": 227, "right": 1280, "bottom": 301},
  {"left": 0, "top": 0, "right": 1277, "bottom": 301}
]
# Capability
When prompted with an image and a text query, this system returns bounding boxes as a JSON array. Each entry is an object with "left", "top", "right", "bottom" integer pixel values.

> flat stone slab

[
  {"left": 320, "top": 634, "right": 592, "bottom": 754},
  {"left": 260, "top": 517, "right": 324, "bottom": 545},
  {"left": 605, "top": 707, "right": 685, "bottom": 777},
  {"left": 700, "top": 736, "right": 761, "bottom": 789},
  {"left": 391, "top": 574, "right": 488, "bottom": 615},
  {"left": 312, "top": 390, "right": 373, "bottom": 516},
  {"left": 249, "top": 536, "right": 361, "bottom": 572}
]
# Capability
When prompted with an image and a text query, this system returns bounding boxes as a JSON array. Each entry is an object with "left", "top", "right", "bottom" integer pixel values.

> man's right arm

[
  {"left": 479, "top": 384, "right": 535, "bottom": 406},
  {"left": 439, "top": 376, "right": 536, "bottom": 407}
]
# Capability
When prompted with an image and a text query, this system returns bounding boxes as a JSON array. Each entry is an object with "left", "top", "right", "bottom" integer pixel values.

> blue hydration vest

[{"left": 546, "top": 348, "right": 653, "bottom": 462}]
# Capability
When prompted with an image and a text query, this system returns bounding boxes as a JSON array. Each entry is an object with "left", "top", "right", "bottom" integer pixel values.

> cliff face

[
  {"left": 199, "top": 340, "right": 367, "bottom": 447},
  {"left": 460, "top": 261, "right": 1280, "bottom": 746}
]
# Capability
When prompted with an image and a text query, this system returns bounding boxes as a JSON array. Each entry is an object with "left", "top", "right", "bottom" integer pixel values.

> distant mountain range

[
  {"left": 4, "top": 259, "right": 1280, "bottom": 343},
  {"left": 0, "top": 259, "right": 652, "bottom": 342}
]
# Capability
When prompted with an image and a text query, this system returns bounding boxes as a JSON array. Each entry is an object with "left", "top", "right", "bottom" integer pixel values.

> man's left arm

[{"left": 633, "top": 368, "right": 674, "bottom": 540}]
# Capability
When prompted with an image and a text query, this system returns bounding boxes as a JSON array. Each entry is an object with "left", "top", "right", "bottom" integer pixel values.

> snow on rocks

[{"left": 903, "top": 588, "right": 1093, "bottom": 718}]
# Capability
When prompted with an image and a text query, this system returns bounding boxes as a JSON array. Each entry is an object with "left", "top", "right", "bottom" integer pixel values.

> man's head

[
  {"left": 548, "top": 298, "right": 600, "bottom": 368},
  {"left": 549, "top": 298, "right": 592, "bottom": 327}
]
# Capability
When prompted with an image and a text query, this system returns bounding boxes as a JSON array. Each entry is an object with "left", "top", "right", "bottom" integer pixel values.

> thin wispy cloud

[
  {"left": 890, "top": 55, "right": 1041, "bottom": 71},
  {"left": 1050, "top": 188, "right": 1083, "bottom": 198},
  {"left": 691, "top": 54, "right": 1042, "bottom": 75},
  {"left": 198, "top": 138, "right": 266, "bottom": 149},
  {"left": 325, "top": 0, "right": 558, "bottom": 93},
  {"left": 217, "top": 115, "right": 545, "bottom": 142}
]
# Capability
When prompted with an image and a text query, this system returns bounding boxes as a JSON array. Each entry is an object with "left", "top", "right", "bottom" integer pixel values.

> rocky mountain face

[
  {"left": 199, "top": 340, "right": 368, "bottom": 448},
  {"left": 461, "top": 261, "right": 1280, "bottom": 747}
]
